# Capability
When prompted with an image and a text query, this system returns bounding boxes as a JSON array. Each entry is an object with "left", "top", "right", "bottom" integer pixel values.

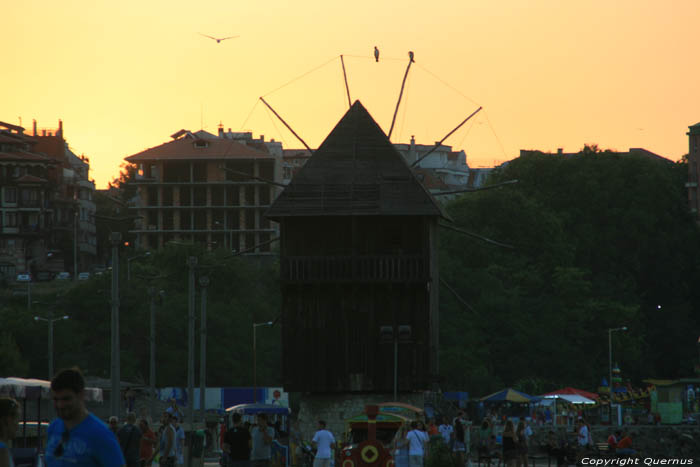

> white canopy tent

[
  {"left": 0, "top": 377, "right": 103, "bottom": 401},
  {"left": 0, "top": 376, "right": 104, "bottom": 448},
  {"left": 536, "top": 394, "right": 596, "bottom": 426}
]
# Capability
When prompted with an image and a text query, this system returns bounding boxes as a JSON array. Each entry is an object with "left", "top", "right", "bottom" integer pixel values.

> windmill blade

[
  {"left": 198, "top": 32, "right": 217, "bottom": 40},
  {"left": 221, "top": 35, "right": 240, "bottom": 41},
  {"left": 439, "top": 222, "right": 515, "bottom": 249}
]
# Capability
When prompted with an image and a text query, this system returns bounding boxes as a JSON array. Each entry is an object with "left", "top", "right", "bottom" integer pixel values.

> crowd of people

[{"left": 0, "top": 367, "right": 205, "bottom": 467}]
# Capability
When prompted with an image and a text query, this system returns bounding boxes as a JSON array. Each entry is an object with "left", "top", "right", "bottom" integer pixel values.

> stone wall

[{"left": 298, "top": 393, "right": 425, "bottom": 441}]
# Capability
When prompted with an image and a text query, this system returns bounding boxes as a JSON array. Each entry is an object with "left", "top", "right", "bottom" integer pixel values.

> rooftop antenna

[
  {"left": 387, "top": 51, "right": 415, "bottom": 140},
  {"left": 200, "top": 104, "right": 203, "bottom": 131}
]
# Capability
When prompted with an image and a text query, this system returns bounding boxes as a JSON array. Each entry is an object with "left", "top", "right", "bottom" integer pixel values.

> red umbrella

[{"left": 543, "top": 387, "right": 599, "bottom": 400}]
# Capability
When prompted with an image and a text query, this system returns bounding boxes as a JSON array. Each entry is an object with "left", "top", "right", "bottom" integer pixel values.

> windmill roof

[{"left": 266, "top": 101, "right": 446, "bottom": 219}]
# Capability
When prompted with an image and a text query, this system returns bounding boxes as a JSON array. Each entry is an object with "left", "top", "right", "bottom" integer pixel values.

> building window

[
  {"left": 5, "top": 188, "right": 17, "bottom": 203},
  {"left": 163, "top": 211, "right": 174, "bottom": 230},
  {"left": 193, "top": 187, "right": 207, "bottom": 206},
  {"left": 6, "top": 212, "right": 17, "bottom": 227},
  {"left": 162, "top": 187, "right": 173, "bottom": 206},
  {"left": 193, "top": 162, "right": 207, "bottom": 182},
  {"left": 179, "top": 187, "right": 191, "bottom": 206},
  {"left": 228, "top": 210, "right": 240, "bottom": 230},
  {"left": 226, "top": 187, "right": 240, "bottom": 206},
  {"left": 147, "top": 187, "right": 159, "bottom": 207},
  {"left": 180, "top": 210, "right": 192, "bottom": 230},
  {"left": 244, "top": 186, "right": 255, "bottom": 206},
  {"left": 244, "top": 209, "right": 255, "bottom": 230}
]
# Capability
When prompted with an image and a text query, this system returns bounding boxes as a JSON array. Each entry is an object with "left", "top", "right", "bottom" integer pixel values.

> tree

[{"left": 0, "top": 332, "right": 29, "bottom": 376}]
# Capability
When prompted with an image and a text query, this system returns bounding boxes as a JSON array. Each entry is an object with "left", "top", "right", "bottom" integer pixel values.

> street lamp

[
  {"left": 127, "top": 251, "right": 151, "bottom": 282},
  {"left": 380, "top": 325, "right": 412, "bottom": 401},
  {"left": 198, "top": 276, "right": 209, "bottom": 422},
  {"left": 608, "top": 325, "right": 628, "bottom": 425},
  {"left": 34, "top": 314, "right": 70, "bottom": 380},
  {"left": 253, "top": 321, "right": 273, "bottom": 403}
]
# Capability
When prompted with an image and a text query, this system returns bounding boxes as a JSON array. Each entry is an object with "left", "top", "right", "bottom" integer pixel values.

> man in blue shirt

[{"left": 45, "top": 367, "right": 126, "bottom": 467}]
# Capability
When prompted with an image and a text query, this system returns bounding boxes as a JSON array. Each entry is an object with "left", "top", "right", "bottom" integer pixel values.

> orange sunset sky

[{"left": 3, "top": 0, "right": 700, "bottom": 188}]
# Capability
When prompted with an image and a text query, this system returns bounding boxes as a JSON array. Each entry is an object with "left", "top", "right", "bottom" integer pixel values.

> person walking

[
  {"left": 501, "top": 420, "right": 518, "bottom": 467},
  {"left": 158, "top": 412, "right": 177, "bottom": 467},
  {"left": 311, "top": 420, "right": 335, "bottom": 467},
  {"left": 406, "top": 421, "right": 426, "bottom": 467},
  {"left": 45, "top": 367, "right": 125, "bottom": 466},
  {"left": 109, "top": 416, "right": 120, "bottom": 437},
  {"left": 438, "top": 417, "right": 453, "bottom": 447},
  {"left": 250, "top": 414, "right": 275, "bottom": 467},
  {"left": 138, "top": 419, "right": 157, "bottom": 467},
  {"left": 223, "top": 413, "right": 251, "bottom": 467},
  {"left": 173, "top": 417, "right": 185, "bottom": 467},
  {"left": 392, "top": 423, "right": 409, "bottom": 467},
  {"left": 117, "top": 412, "right": 142, "bottom": 467},
  {"left": 0, "top": 397, "right": 20, "bottom": 467}
]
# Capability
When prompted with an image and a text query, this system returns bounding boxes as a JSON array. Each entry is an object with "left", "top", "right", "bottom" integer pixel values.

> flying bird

[
  {"left": 374, "top": 46, "right": 380, "bottom": 62},
  {"left": 408, "top": 51, "right": 415, "bottom": 62},
  {"left": 199, "top": 33, "right": 240, "bottom": 44}
]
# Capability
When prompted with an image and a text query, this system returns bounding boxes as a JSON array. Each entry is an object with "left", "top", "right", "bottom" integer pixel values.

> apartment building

[
  {"left": 125, "top": 128, "right": 282, "bottom": 252},
  {"left": 0, "top": 121, "right": 54, "bottom": 278},
  {"left": 32, "top": 120, "right": 97, "bottom": 272}
]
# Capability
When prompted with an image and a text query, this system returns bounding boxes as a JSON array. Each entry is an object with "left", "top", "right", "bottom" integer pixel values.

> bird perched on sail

[
  {"left": 199, "top": 33, "right": 240, "bottom": 43},
  {"left": 374, "top": 46, "right": 380, "bottom": 62},
  {"left": 408, "top": 51, "right": 415, "bottom": 63}
]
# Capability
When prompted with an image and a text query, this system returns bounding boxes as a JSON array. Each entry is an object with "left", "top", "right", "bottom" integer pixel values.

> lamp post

[
  {"left": 34, "top": 313, "right": 70, "bottom": 381},
  {"left": 253, "top": 321, "right": 273, "bottom": 403},
  {"left": 110, "top": 232, "right": 122, "bottom": 418},
  {"left": 380, "top": 325, "right": 412, "bottom": 401},
  {"left": 127, "top": 251, "right": 151, "bottom": 282},
  {"left": 608, "top": 325, "right": 628, "bottom": 425},
  {"left": 198, "top": 276, "right": 209, "bottom": 422}
]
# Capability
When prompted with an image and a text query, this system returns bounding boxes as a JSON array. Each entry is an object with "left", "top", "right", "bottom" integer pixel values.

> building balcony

[
  {"left": 281, "top": 255, "right": 428, "bottom": 283},
  {"left": 18, "top": 225, "right": 45, "bottom": 235},
  {"left": 18, "top": 200, "right": 42, "bottom": 209}
]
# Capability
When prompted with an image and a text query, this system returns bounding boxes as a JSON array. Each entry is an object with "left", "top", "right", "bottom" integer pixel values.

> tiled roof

[
  {"left": 125, "top": 136, "right": 273, "bottom": 162},
  {"left": 413, "top": 168, "right": 449, "bottom": 190},
  {"left": 0, "top": 150, "right": 53, "bottom": 162},
  {"left": 0, "top": 131, "right": 36, "bottom": 144},
  {"left": 266, "top": 100, "right": 446, "bottom": 219}
]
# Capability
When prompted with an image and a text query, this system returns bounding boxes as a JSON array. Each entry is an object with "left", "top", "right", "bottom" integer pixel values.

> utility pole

[
  {"left": 74, "top": 209, "right": 79, "bottom": 280},
  {"left": 110, "top": 232, "right": 122, "bottom": 418},
  {"left": 148, "top": 286, "right": 157, "bottom": 419},
  {"left": 187, "top": 256, "right": 197, "bottom": 453},
  {"left": 199, "top": 276, "right": 209, "bottom": 422}
]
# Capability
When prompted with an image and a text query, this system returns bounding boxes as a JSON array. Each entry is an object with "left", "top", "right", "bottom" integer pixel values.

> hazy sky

[{"left": 4, "top": 0, "right": 699, "bottom": 187}]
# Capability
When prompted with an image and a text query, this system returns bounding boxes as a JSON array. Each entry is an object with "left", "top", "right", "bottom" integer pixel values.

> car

[
  {"left": 55, "top": 272, "right": 71, "bottom": 281},
  {"left": 16, "top": 273, "right": 31, "bottom": 282},
  {"left": 77, "top": 272, "right": 90, "bottom": 281}
]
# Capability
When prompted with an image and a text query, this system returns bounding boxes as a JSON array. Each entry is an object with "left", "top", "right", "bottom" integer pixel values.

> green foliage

[
  {"left": 1, "top": 246, "right": 281, "bottom": 388},
  {"left": 439, "top": 150, "right": 700, "bottom": 394},
  {"left": 3, "top": 149, "right": 699, "bottom": 398},
  {"left": 0, "top": 332, "right": 29, "bottom": 376}
]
